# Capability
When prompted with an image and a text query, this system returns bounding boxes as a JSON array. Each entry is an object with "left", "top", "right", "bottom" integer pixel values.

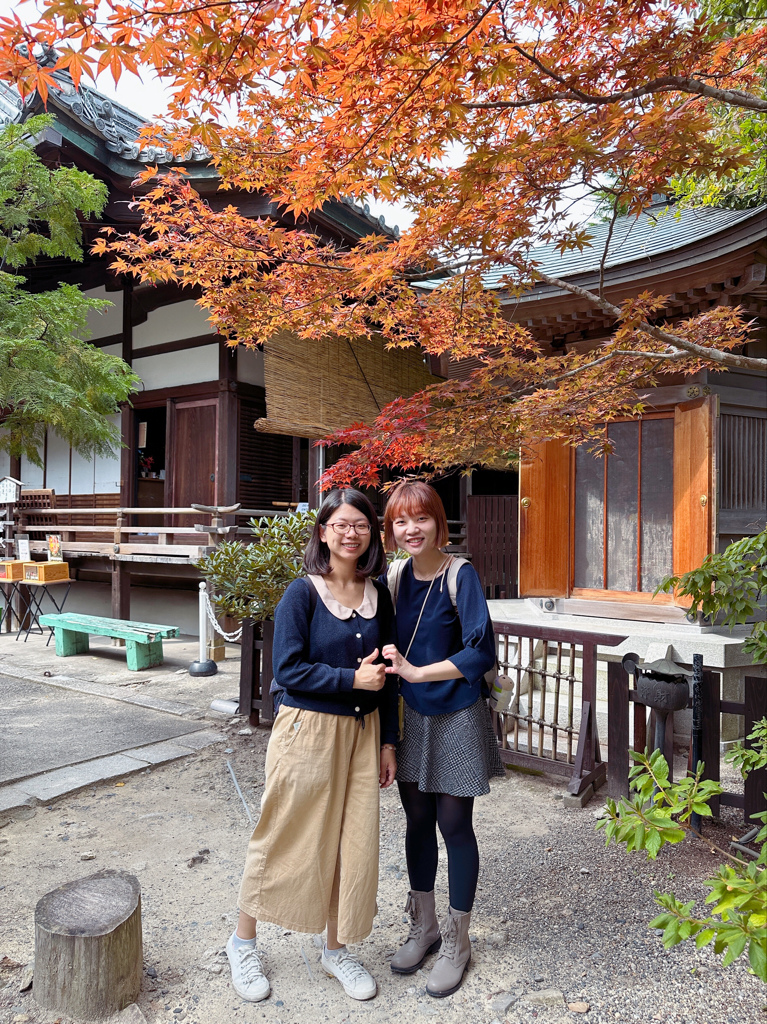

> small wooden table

[
  {"left": 10, "top": 578, "right": 72, "bottom": 644},
  {"left": 38, "top": 613, "right": 180, "bottom": 671}
]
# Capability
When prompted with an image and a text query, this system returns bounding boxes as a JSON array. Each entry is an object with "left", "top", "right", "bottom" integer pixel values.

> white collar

[{"left": 307, "top": 575, "right": 379, "bottom": 620}]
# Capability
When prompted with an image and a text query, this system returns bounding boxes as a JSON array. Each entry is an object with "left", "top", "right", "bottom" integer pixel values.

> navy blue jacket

[
  {"left": 392, "top": 560, "right": 496, "bottom": 716},
  {"left": 273, "top": 576, "right": 399, "bottom": 745}
]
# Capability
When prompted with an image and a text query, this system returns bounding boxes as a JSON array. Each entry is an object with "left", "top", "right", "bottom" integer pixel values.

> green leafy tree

[
  {"left": 672, "top": 0, "right": 767, "bottom": 208},
  {"left": 599, "top": 736, "right": 767, "bottom": 981},
  {"left": 656, "top": 528, "right": 767, "bottom": 664},
  {"left": 0, "top": 114, "right": 139, "bottom": 465},
  {"left": 197, "top": 510, "right": 317, "bottom": 622}
]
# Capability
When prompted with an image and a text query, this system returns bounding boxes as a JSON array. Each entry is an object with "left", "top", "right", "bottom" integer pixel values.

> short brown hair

[{"left": 383, "top": 481, "right": 450, "bottom": 552}]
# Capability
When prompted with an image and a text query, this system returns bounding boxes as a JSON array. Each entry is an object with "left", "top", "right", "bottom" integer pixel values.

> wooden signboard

[{"left": 0, "top": 476, "right": 23, "bottom": 504}]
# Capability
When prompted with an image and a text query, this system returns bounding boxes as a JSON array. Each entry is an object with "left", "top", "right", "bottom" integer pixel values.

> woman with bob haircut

[
  {"left": 381, "top": 480, "right": 504, "bottom": 997},
  {"left": 226, "top": 488, "right": 398, "bottom": 1004}
]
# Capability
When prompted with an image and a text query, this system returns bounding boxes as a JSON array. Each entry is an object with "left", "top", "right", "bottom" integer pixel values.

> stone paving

[{"left": 0, "top": 631, "right": 242, "bottom": 816}]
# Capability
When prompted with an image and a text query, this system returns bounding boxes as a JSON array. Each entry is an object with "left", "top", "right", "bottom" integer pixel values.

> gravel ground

[{"left": 1, "top": 718, "right": 764, "bottom": 1024}]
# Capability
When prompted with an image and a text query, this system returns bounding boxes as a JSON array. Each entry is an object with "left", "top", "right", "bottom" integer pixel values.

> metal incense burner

[{"left": 622, "top": 646, "right": 694, "bottom": 756}]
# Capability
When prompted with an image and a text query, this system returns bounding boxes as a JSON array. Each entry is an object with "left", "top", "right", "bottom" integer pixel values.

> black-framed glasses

[{"left": 325, "top": 522, "right": 372, "bottom": 535}]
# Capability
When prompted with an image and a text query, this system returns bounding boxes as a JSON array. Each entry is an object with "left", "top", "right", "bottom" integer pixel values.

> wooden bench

[{"left": 38, "top": 613, "right": 181, "bottom": 671}]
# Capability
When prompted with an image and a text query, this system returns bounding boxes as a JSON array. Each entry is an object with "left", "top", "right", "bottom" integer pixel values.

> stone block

[
  {"left": 173, "top": 729, "right": 223, "bottom": 750},
  {"left": 122, "top": 741, "right": 194, "bottom": 765},
  {"left": 21, "top": 754, "right": 150, "bottom": 801},
  {"left": 562, "top": 784, "right": 594, "bottom": 809},
  {"left": 0, "top": 784, "right": 36, "bottom": 815}
]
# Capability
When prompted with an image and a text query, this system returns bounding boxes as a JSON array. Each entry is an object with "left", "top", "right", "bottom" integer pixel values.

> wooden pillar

[
  {"left": 459, "top": 472, "right": 471, "bottom": 534},
  {"left": 119, "top": 404, "right": 134, "bottom": 510},
  {"left": 744, "top": 675, "right": 767, "bottom": 822},
  {"left": 120, "top": 284, "right": 134, "bottom": 511},
  {"left": 700, "top": 669, "right": 721, "bottom": 816},
  {"left": 216, "top": 380, "right": 239, "bottom": 514},
  {"left": 607, "top": 660, "right": 630, "bottom": 800},
  {"left": 111, "top": 560, "right": 130, "bottom": 622},
  {"left": 308, "top": 440, "right": 324, "bottom": 509}
]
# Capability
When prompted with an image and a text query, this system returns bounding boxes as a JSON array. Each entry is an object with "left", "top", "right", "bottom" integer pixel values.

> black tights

[{"left": 397, "top": 781, "right": 479, "bottom": 913}]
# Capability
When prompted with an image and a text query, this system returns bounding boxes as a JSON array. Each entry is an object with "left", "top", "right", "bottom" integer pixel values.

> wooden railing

[
  {"left": 13, "top": 505, "right": 311, "bottom": 562},
  {"left": 607, "top": 665, "right": 767, "bottom": 825},
  {"left": 492, "top": 621, "right": 627, "bottom": 798}
]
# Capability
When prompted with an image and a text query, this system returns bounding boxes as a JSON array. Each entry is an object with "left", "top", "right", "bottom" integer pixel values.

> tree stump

[{"left": 34, "top": 869, "right": 142, "bottom": 1020}]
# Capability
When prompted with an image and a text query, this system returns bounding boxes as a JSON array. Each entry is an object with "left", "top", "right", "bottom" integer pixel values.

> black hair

[{"left": 303, "top": 488, "right": 385, "bottom": 578}]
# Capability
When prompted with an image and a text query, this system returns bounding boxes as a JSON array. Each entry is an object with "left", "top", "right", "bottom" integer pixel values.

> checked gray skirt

[{"left": 397, "top": 697, "right": 506, "bottom": 798}]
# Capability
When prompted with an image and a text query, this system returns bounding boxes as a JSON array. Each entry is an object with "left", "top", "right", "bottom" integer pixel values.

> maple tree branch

[
  {"left": 465, "top": 74, "right": 767, "bottom": 113},
  {"left": 599, "top": 201, "right": 621, "bottom": 300},
  {"left": 337, "top": 0, "right": 502, "bottom": 170},
  {"left": 543, "top": 348, "right": 686, "bottom": 386},
  {"left": 533, "top": 270, "right": 767, "bottom": 371}
]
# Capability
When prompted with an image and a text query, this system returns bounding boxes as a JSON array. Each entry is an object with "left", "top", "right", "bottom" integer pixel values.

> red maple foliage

[{"left": 2, "top": 1, "right": 764, "bottom": 483}]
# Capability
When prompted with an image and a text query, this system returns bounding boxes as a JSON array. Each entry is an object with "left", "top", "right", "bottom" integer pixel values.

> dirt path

[{"left": 1, "top": 719, "right": 763, "bottom": 1024}]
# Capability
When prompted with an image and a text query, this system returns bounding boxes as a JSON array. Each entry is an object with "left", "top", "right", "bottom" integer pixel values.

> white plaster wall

[
  {"left": 100, "top": 343, "right": 123, "bottom": 358},
  {"left": 0, "top": 433, "right": 9, "bottom": 478},
  {"left": 94, "top": 422, "right": 122, "bottom": 494},
  {"left": 62, "top": 580, "right": 199, "bottom": 635},
  {"left": 45, "top": 431, "right": 71, "bottom": 494},
  {"left": 83, "top": 286, "right": 123, "bottom": 340},
  {"left": 133, "top": 300, "right": 216, "bottom": 349},
  {"left": 237, "top": 345, "right": 265, "bottom": 386},
  {"left": 70, "top": 449, "right": 96, "bottom": 494},
  {"left": 133, "top": 346, "right": 219, "bottom": 390},
  {"left": 20, "top": 454, "right": 44, "bottom": 489}
]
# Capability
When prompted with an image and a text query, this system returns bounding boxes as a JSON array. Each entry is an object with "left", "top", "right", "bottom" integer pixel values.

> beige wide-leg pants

[{"left": 238, "top": 705, "right": 381, "bottom": 945}]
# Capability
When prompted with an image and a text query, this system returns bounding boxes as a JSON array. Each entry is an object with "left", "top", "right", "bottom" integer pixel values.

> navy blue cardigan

[
  {"left": 393, "top": 559, "right": 496, "bottom": 716},
  {"left": 272, "top": 576, "right": 399, "bottom": 746}
]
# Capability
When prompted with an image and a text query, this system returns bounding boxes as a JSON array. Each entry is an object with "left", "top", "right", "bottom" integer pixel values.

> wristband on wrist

[{"left": 381, "top": 743, "right": 397, "bottom": 751}]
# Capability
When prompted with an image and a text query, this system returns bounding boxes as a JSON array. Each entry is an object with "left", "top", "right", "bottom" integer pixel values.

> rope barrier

[{"left": 202, "top": 586, "right": 243, "bottom": 642}]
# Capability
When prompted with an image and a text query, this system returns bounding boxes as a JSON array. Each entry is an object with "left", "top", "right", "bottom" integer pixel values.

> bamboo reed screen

[{"left": 256, "top": 330, "right": 439, "bottom": 437}]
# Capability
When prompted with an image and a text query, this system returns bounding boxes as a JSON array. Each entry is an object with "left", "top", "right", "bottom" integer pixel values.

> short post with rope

[
  {"left": 189, "top": 581, "right": 218, "bottom": 677},
  {"left": 192, "top": 501, "right": 241, "bottom": 664}
]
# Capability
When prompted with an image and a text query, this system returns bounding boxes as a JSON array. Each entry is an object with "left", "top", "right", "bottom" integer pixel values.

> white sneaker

[
  {"left": 226, "top": 933, "right": 270, "bottom": 1002},
  {"left": 322, "top": 946, "right": 377, "bottom": 1000}
]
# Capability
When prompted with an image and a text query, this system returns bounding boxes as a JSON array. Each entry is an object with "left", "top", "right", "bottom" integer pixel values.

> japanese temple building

[
  {"left": 1, "top": 62, "right": 765, "bottom": 637},
  {"left": 451, "top": 202, "right": 767, "bottom": 624},
  {"left": 0, "top": 68, "right": 447, "bottom": 628}
]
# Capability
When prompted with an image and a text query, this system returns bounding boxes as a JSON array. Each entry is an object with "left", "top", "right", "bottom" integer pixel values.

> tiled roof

[
  {"left": 482, "top": 204, "right": 766, "bottom": 291},
  {"left": 0, "top": 50, "right": 208, "bottom": 166},
  {"left": 0, "top": 50, "right": 400, "bottom": 238}
]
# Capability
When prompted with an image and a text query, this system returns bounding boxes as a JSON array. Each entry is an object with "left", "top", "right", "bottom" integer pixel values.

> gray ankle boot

[
  {"left": 390, "top": 890, "right": 441, "bottom": 974},
  {"left": 425, "top": 906, "right": 471, "bottom": 997}
]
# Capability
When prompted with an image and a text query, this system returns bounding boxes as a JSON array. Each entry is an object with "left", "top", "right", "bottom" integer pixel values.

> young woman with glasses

[
  {"left": 381, "top": 481, "right": 504, "bottom": 997},
  {"left": 226, "top": 489, "right": 398, "bottom": 1003}
]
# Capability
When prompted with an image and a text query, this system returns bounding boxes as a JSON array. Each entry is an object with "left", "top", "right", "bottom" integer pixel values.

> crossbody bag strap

[{"left": 403, "top": 555, "right": 452, "bottom": 660}]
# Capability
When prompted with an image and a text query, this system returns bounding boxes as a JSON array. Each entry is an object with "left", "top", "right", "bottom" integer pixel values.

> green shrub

[
  {"left": 197, "top": 509, "right": 316, "bottom": 621},
  {"left": 598, "top": 724, "right": 767, "bottom": 981}
]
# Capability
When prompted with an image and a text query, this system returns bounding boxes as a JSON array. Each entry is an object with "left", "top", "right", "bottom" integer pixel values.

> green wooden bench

[{"left": 38, "top": 613, "right": 181, "bottom": 671}]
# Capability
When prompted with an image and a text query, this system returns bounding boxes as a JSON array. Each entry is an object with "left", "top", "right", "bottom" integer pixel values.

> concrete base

[
  {"left": 0, "top": 730, "right": 222, "bottom": 811},
  {"left": 563, "top": 784, "right": 594, "bottom": 808},
  {"left": 189, "top": 659, "right": 218, "bottom": 677}
]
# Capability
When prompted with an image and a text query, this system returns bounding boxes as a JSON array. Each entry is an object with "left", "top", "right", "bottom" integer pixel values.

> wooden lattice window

[{"left": 573, "top": 416, "right": 674, "bottom": 593}]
